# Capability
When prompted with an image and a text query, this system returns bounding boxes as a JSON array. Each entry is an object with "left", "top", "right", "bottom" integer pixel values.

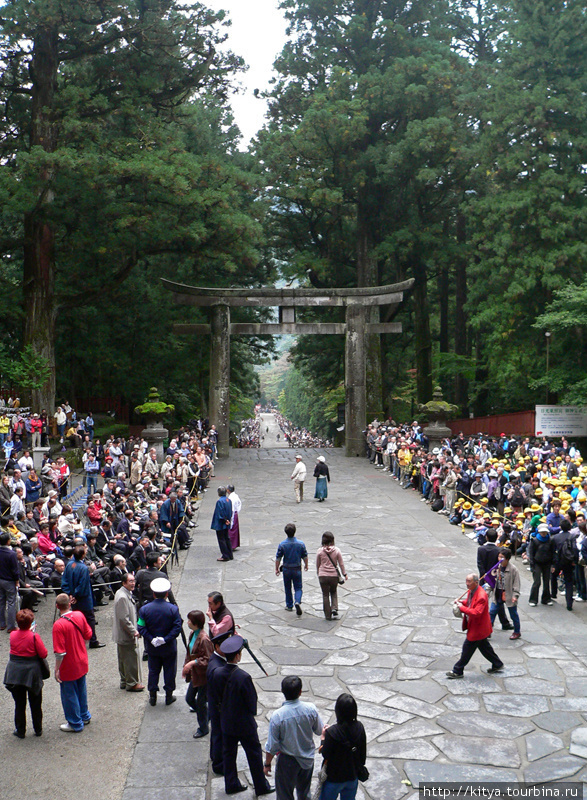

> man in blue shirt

[
  {"left": 275, "top": 524, "right": 308, "bottom": 616},
  {"left": 264, "top": 675, "right": 323, "bottom": 800},
  {"left": 211, "top": 486, "right": 233, "bottom": 562},
  {"left": 61, "top": 542, "right": 105, "bottom": 648}
]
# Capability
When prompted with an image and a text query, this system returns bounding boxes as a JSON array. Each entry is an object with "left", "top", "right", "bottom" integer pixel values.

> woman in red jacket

[
  {"left": 446, "top": 573, "right": 504, "bottom": 679},
  {"left": 3, "top": 608, "right": 48, "bottom": 737}
]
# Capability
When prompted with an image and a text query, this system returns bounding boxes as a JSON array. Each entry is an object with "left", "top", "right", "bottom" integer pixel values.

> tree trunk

[
  {"left": 357, "top": 201, "right": 382, "bottom": 421},
  {"left": 23, "top": 27, "right": 59, "bottom": 413},
  {"left": 413, "top": 256, "right": 433, "bottom": 404},
  {"left": 454, "top": 212, "right": 469, "bottom": 413}
]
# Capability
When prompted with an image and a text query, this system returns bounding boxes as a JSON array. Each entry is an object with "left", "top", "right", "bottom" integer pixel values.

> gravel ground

[{"left": 0, "top": 481, "right": 190, "bottom": 800}]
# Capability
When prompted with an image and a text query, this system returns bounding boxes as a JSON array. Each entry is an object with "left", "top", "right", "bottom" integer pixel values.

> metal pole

[{"left": 545, "top": 331, "right": 551, "bottom": 404}]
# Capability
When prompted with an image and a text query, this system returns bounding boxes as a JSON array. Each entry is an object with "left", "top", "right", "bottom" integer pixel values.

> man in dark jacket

[
  {"left": 216, "top": 635, "right": 274, "bottom": 796},
  {"left": 0, "top": 531, "right": 20, "bottom": 630},
  {"left": 551, "top": 519, "right": 578, "bottom": 611},
  {"left": 211, "top": 486, "right": 232, "bottom": 562},
  {"left": 477, "top": 530, "right": 513, "bottom": 631},
  {"left": 207, "top": 632, "right": 230, "bottom": 775},
  {"left": 528, "top": 523, "right": 555, "bottom": 607},
  {"left": 61, "top": 542, "right": 105, "bottom": 648},
  {"left": 134, "top": 552, "right": 176, "bottom": 608}
]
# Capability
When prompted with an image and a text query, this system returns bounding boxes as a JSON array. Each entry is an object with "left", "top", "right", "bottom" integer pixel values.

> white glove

[{"left": 151, "top": 637, "right": 165, "bottom": 647}]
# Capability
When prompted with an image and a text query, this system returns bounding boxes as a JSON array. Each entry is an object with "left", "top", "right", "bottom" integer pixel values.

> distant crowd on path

[
  {"left": 273, "top": 412, "right": 333, "bottom": 449},
  {"left": 366, "top": 420, "right": 587, "bottom": 616},
  {"left": 237, "top": 417, "right": 261, "bottom": 448}
]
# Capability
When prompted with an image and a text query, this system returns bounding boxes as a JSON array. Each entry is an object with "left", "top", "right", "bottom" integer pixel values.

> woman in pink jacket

[{"left": 316, "top": 532, "right": 347, "bottom": 620}]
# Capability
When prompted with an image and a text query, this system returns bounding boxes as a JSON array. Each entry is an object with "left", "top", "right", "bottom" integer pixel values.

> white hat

[
  {"left": 150, "top": 577, "right": 171, "bottom": 594},
  {"left": 317, "top": 456, "right": 326, "bottom": 463},
  {"left": 295, "top": 454, "right": 303, "bottom": 460}
]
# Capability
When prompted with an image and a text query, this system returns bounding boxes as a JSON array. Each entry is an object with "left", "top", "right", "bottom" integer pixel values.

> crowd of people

[
  {"left": 365, "top": 421, "right": 587, "bottom": 615},
  {"left": 236, "top": 418, "right": 261, "bottom": 448},
  {"left": 273, "top": 412, "right": 333, "bottom": 449}
]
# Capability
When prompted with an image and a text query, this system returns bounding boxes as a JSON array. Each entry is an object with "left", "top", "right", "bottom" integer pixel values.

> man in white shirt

[{"left": 290, "top": 455, "right": 307, "bottom": 504}]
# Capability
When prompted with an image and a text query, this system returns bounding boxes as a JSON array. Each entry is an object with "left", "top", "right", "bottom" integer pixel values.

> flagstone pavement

[{"left": 122, "top": 414, "right": 587, "bottom": 800}]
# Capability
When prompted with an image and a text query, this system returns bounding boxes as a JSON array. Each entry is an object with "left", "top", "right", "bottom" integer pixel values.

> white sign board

[{"left": 535, "top": 405, "right": 587, "bottom": 438}]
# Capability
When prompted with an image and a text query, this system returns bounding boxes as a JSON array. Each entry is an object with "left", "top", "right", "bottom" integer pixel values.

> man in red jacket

[{"left": 447, "top": 573, "right": 504, "bottom": 679}]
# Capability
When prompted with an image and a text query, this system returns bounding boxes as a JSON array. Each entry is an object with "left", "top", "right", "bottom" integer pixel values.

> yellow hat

[
  {"left": 530, "top": 503, "right": 540, "bottom": 511},
  {"left": 492, "top": 513, "right": 501, "bottom": 519},
  {"left": 577, "top": 493, "right": 586, "bottom": 502},
  {"left": 535, "top": 488, "right": 543, "bottom": 496},
  {"left": 523, "top": 507, "right": 533, "bottom": 514},
  {"left": 577, "top": 510, "right": 586, "bottom": 518},
  {"left": 463, "top": 502, "right": 472, "bottom": 510},
  {"left": 480, "top": 497, "right": 489, "bottom": 505},
  {"left": 516, "top": 513, "right": 524, "bottom": 519},
  {"left": 504, "top": 507, "right": 513, "bottom": 514},
  {"left": 516, "top": 522, "right": 524, "bottom": 529}
]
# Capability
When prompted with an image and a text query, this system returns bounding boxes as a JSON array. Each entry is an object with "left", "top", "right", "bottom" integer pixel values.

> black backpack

[{"left": 560, "top": 536, "right": 578, "bottom": 566}]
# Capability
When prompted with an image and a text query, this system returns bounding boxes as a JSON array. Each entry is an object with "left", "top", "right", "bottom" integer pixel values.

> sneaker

[
  {"left": 60, "top": 722, "right": 82, "bottom": 733},
  {"left": 487, "top": 665, "right": 504, "bottom": 674},
  {"left": 546, "top": 601, "right": 554, "bottom": 606},
  {"left": 295, "top": 603, "right": 302, "bottom": 617},
  {"left": 285, "top": 606, "right": 293, "bottom": 612},
  {"left": 529, "top": 602, "right": 537, "bottom": 606},
  {"left": 574, "top": 596, "right": 585, "bottom": 602},
  {"left": 331, "top": 610, "right": 338, "bottom": 618},
  {"left": 501, "top": 625, "right": 514, "bottom": 631},
  {"left": 446, "top": 671, "right": 463, "bottom": 679},
  {"left": 509, "top": 632, "right": 521, "bottom": 640}
]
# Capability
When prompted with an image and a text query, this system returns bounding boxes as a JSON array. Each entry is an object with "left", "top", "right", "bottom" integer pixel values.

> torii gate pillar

[
  {"left": 345, "top": 305, "right": 367, "bottom": 457},
  {"left": 210, "top": 303, "right": 230, "bottom": 459}
]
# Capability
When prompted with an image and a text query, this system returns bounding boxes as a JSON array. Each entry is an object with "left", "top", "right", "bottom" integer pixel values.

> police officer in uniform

[
  {"left": 137, "top": 577, "right": 182, "bottom": 707},
  {"left": 206, "top": 631, "right": 231, "bottom": 774},
  {"left": 217, "top": 635, "right": 274, "bottom": 796}
]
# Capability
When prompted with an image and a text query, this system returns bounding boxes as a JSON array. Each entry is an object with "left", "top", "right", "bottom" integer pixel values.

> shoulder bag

[
  {"left": 324, "top": 549, "right": 345, "bottom": 585},
  {"left": 341, "top": 724, "right": 369, "bottom": 782},
  {"left": 33, "top": 634, "right": 51, "bottom": 680}
]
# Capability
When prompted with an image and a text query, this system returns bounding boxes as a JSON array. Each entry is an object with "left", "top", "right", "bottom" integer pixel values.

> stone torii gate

[{"left": 161, "top": 278, "right": 414, "bottom": 458}]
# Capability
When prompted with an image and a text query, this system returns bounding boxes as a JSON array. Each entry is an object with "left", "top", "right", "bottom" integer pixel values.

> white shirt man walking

[{"left": 291, "top": 455, "right": 307, "bottom": 504}]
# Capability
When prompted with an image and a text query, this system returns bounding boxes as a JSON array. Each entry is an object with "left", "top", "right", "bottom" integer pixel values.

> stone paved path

[{"left": 122, "top": 414, "right": 587, "bottom": 799}]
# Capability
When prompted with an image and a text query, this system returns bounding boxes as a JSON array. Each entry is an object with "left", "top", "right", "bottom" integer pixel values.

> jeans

[
  {"left": 490, "top": 600, "right": 520, "bottom": 634},
  {"left": 321, "top": 779, "right": 359, "bottom": 800},
  {"left": 60, "top": 676, "right": 91, "bottom": 730},
  {"left": 185, "top": 683, "right": 208, "bottom": 733},
  {"left": 86, "top": 474, "right": 98, "bottom": 497},
  {"left": 283, "top": 566, "right": 303, "bottom": 608}
]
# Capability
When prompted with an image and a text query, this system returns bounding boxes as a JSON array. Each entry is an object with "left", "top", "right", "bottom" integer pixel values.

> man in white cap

[
  {"left": 137, "top": 577, "right": 182, "bottom": 706},
  {"left": 290, "top": 455, "right": 306, "bottom": 504}
]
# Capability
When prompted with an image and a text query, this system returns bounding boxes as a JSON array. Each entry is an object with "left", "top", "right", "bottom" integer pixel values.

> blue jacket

[
  {"left": 160, "top": 497, "right": 185, "bottom": 532},
  {"left": 61, "top": 557, "right": 94, "bottom": 611},
  {"left": 211, "top": 497, "right": 232, "bottom": 531},
  {"left": 276, "top": 537, "right": 308, "bottom": 568},
  {"left": 138, "top": 598, "right": 182, "bottom": 657}
]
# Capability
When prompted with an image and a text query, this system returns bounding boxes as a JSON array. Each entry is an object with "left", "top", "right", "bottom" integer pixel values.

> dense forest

[{"left": 1, "top": 0, "right": 586, "bottom": 428}]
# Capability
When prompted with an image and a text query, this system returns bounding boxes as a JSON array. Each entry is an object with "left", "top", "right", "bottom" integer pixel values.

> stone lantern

[
  {"left": 135, "top": 388, "right": 174, "bottom": 461},
  {"left": 420, "top": 386, "right": 458, "bottom": 454}
]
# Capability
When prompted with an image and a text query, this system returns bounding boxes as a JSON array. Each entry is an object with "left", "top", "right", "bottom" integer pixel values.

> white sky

[{"left": 207, "top": 0, "right": 289, "bottom": 147}]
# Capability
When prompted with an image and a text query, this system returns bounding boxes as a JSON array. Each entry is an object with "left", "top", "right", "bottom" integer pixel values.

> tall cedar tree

[
  {"left": 0, "top": 0, "right": 264, "bottom": 411},
  {"left": 259, "top": 0, "right": 462, "bottom": 408}
]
